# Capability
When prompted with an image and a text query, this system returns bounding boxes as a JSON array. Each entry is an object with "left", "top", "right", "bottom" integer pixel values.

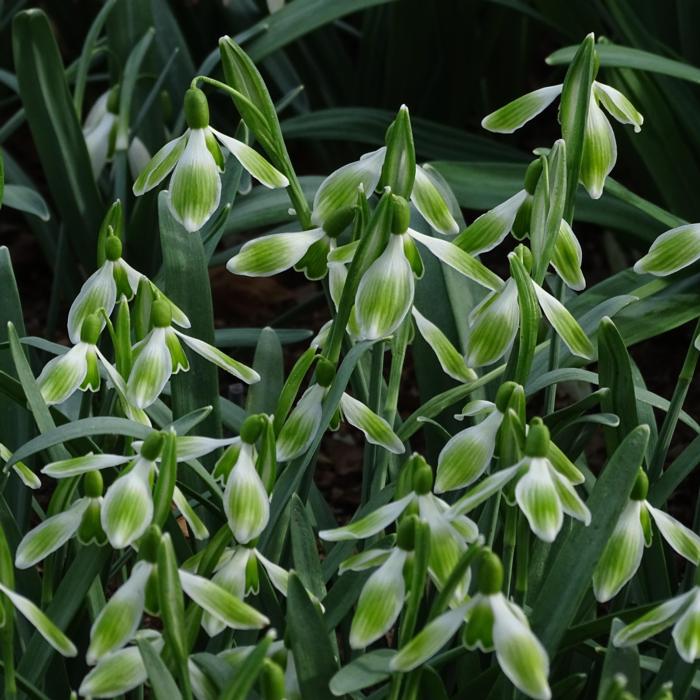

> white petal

[
  {"left": 482, "top": 85, "right": 563, "bottom": 133},
  {"left": 79, "top": 645, "right": 149, "bottom": 697},
  {"left": 594, "top": 82, "right": 643, "bottom": 133},
  {"left": 84, "top": 113, "right": 116, "bottom": 178},
  {"left": 319, "top": 494, "right": 414, "bottom": 541},
  {"left": 175, "top": 331, "right": 260, "bottom": 384},
  {"left": 672, "top": 591, "right": 700, "bottom": 663},
  {"left": 580, "top": 94, "right": 617, "bottom": 200},
  {"left": 410, "top": 165, "right": 459, "bottom": 235},
  {"left": 647, "top": 504, "right": 700, "bottom": 565},
  {"left": 276, "top": 383, "right": 325, "bottom": 462},
  {"left": 37, "top": 343, "right": 89, "bottom": 405},
  {"left": 340, "top": 392, "right": 404, "bottom": 454},
  {"left": 515, "top": 457, "right": 563, "bottom": 542},
  {"left": 42, "top": 453, "right": 131, "bottom": 478},
  {"left": 126, "top": 328, "right": 172, "bottom": 409},
  {"left": 448, "top": 464, "right": 522, "bottom": 517},
  {"left": 67, "top": 263, "right": 118, "bottom": 343},
  {"left": 132, "top": 133, "right": 187, "bottom": 195}
]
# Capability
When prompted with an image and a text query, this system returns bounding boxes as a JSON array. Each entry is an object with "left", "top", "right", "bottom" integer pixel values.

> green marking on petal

[
  {"left": 133, "top": 133, "right": 187, "bottom": 195},
  {"left": 42, "top": 453, "right": 131, "bottom": 478},
  {"left": 67, "top": 263, "right": 118, "bottom": 343},
  {"left": 176, "top": 331, "right": 260, "bottom": 384},
  {"left": 594, "top": 82, "right": 643, "bottom": 133},
  {"left": 126, "top": 328, "right": 173, "bottom": 409},
  {"left": 410, "top": 165, "right": 459, "bottom": 235},
  {"left": 482, "top": 85, "right": 562, "bottom": 134},
  {"left": 580, "top": 94, "right": 617, "bottom": 199},
  {"left": 79, "top": 645, "right": 150, "bottom": 697},
  {"left": 647, "top": 504, "right": 700, "bottom": 565},
  {"left": 276, "top": 383, "right": 325, "bottom": 462},
  {"left": 551, "top": 220, "right": 585, "bottom": 291},
  {"left": 515, "top": 457, "right": 563, "bottom": 542},
  {"left": 634, "top": 224, "right": 700, "bottom": 277},
  {"left": 319, "top": 495, "right": 413, "bottom": 542},
  {"left": 37, "top": 343, "right": 89, "bottom": 405},
  {"left": 672, "top": 593, "right": 700, "bottom": 663},
  {"left": 340, "top": 392, "right": 405, "bottom": 454}
]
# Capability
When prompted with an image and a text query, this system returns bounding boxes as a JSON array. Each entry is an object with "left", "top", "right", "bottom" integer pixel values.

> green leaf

[
  {"left": 219, "top": 632, "right": 276, "bottom": 700},
  {"left": 137, "top": 637, "right": 183, "bottom": 700},
  {"left": 157, "top": 534, "right": 189, "bottom": 672},
  {"left": 329, "top": 650, "right": 395, "bottom": 695},
  {"left": 509, "top": 253, "right": 540, "bottom": 383},
  {"left": 291, "top": 495, "right": 326, "bottom": 600},
  {"left": 529, "top": 425, "right": 650, "bottom": 653},
  {"left": 2, "top": 185, "right": 49, "bottom": 221},
  {"left": 246, "top": 327, "right": 284, "bottom": 415},
  {"left": 287, "top": 572, "right": 338, "bottom": 700}
]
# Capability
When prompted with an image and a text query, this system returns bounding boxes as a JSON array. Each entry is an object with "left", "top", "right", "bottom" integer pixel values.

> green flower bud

[
  {"left": 316, "top": 358, "right": 336, "bottom": 388},
  {"left": 495, "top": 381, "right": 520, "bottom": 413},
  {"left": 83, "top": 470, "right": 104, "bottom": 498},
  {"left": 138, "top": 525, "right": 162, "bottom": 564},
  {"left": 396, "top": 515, "right": 417, "bottom": 551},
  {"left": 322, "top": 207, "right": 355, "bottom": 239},
  {"left": 477, "top": 550, "right": 504, "bottom": 595},
  {"left": 106, "top": 85, "right": 120, "bottom": 114},
  {"left": 523, "top": 158, "right": 544, "bottom": 196},
  {"left": 140, "top": 432, "right": 165, "bottom": 461},
  {"left": 630, "top": 468, "right": 649, "bottom": 501},
  {"left": 245, "top": 553, "right": 259, "bottom": 594},
  {"left": 104, "top": 233, "right": 123, "bottom": 261},
  {"left": 260, "top": 659, "right": 286, "bottom": 700},
  {"left": 240, "top": 415, "right": 264, "bottom": 445},
  {"left": 80, "top": 314, "right": 103, "bottom": 345},
  {"left": 151, "top": 299, "right": 172, "bottom": 328},
  {"left": 391, "top": 195, "right": 411, "bottom": 235},
  {"left": 525, "top": 418, "right": 550, "bottom": 458},
  {"left": 184, "top": 87, "right": 209, "bottom": 129}
]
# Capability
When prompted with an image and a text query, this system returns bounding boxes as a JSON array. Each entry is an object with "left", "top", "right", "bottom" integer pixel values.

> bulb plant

[{"left": 0, "top": 8, "right": 699, "bottom": 700}]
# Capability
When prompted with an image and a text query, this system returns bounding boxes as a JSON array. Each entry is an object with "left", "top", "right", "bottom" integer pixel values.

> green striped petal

[
  {"left": 80, "top": 643, "right": 151, "bottom": 696},
  {"left": 455, "top": 190, "right": 528, "bottom": 254},
  {"left": 312, "top": 147, "right": 385, "bottom": 226},
  {"left": 211, "top": 128, "right": 288, "bottom": 188},
  {"left": 226, "top": 228, "right": 325, "bottom": 277},
  {"left": 550, "top": 467, "right": 590, "bottom": 525},
  {"left": 167, "top": 128, "right": 221, "bottom": 232},
  {"left": 408, "top": 229, "right": 502, "bottom": 290},
  {"left": 350, "top": 548, "right": 407, "bottom": 648},
  {"left": 672, "top": 593, "right": 700, "bottom": 663},
  {"left": 340, "top": 392, "right": 404, "bottom": 454},
  {"left": 491, "top": 595, "right": 551, "bottom": 700},
  {"left": 648, "top": 504, "right": 700, "bottom": 565},
  {"left": 515, "top": 457, "right": 563, "bottom": 542},
  {"left": 448, "top": 465, "right": 522, "bottom": 518},
  {"left": 594, "top": 82, "right": 643, "bottom": 133},
  {"left": 170, "top": 436, "right": 240, "bottom": 461},
  {"left": 67, "top": 263, "right": 117, "bottom": 343},
  {"left": 179, "top": 570, "right": 269, "bottom": 630},
  {"left": 339, "top": 547, "right": 393, "bottom": 574},
  {"left": 276, "top": 383, "right": 325, "bottom": 462},
  {"left": 533, "top": 282, "right": 594, "bottom": 359},
  {"left": 580, "top": 95, "right": 617, "bottom": 200},
  {"left": 37, "top": 343, "right": 89, "bottom": 405},
  {"left": 319, "top": 494, "right": 414, "bottom": 542},
  {"left": 175, "top": 330, "right": 260, "bottom": 384},
  {"left": 256, "top": 551, "right": 289, "bottom": 597},
  {"left": 101, "top": 458, "right": 154, "bottom": 549},
  {"left": 634, "top": 224, "right": 700, "bottom": 277},
  {"left": 11, "top": 461, "right": 41, "bottom": 489},
  {"left": 126, "top": 328, "right": 172, "bottom": 409},
  {"left": 42, "top": 453, "right": 131, "bottom": 478},
  {"left": 0, "top": 584, "right": 77, "bottom": 657},
  {"left": 412, "top": 307, "right": 476, "bottom": 383},
  {"left": 436, "top": 410, "right": 501, "bottom": 493},
  {"left": 15, "top": 498, "right": 89, "bottom": 569},
  {"left": 204, "top": 549, "right": 250, "bottom": 636},
  {"left": 355, "top": 234, "right": 414, "bottom": 340},
  {"left": 593, "top": 500, "right": 645, "bottom": 603},
  {"left": 547, "top": 441, "right": 585, "bottom": 485},
  {"left": 223, "top": 443, "right": 269, "bottom": 544},
  {"left": 482, "top": 85, "right": 562, "bottom": 134},
  {"left": 466, "top": 280, "right": 519, "bottom": 367},
  {"left": 173, "top": 486, "right": 209, "bottom": 540},
  {"left": 551, "top": 220, "right": 585, "bottom": 291},
  {"left": 410, "top": 165, "right": 459, "bottom": 235},
  {"left": 133, "top": 133, "right": 187, "bottom": 195},
  {"left": 87, "top": 561, "right": 151, "bottom": 663}
]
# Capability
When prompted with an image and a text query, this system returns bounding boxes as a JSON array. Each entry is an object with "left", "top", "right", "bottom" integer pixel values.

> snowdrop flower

[
  {"left": 132, "top": 87, "right": 288, "bottom": 232},
  {"left": 83, "top": 87, "right": 150, "bottom": 179},
  {"left": 482, "top": 62, "right": 643, "bottom": 199},
  {"left": 37, "top": 313, "right": 115, "bottom": 405},
  {"left": 15, "top": 471, "right": 105, "bottom": 568},
  {"left": 275, "top": 359, "right": 404, "bottom": 462},
  {"left": 614, "top": 575, "right": 700, "bottom": 664},
  {"left": 320, "top": 455, "right": 478, "bottom": 601},
  {"left": 390, "top": 551, "right": 551, "bottom": 700},
  {"left": 0, "top": 442, "right": 40, "bottom": 490},
  {"left": 466, "top": 250, "right": 594, "bottom": 367},
  {"left": 454, "top": 158, "right": 585, "bottom": 291},
  {"left": 593, "top": 469, "right": 700, "bottom": 603},
  {"left": 126, "top": 299, "right": 259, "bottom": 409},
  {"left": 354, "top": 196, "right": 503, "bottom": 340}
]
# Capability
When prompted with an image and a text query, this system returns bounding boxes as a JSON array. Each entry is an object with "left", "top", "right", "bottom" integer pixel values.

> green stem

[
  {"left": 361, "top": 342, "right": 384, "bottom": 504},
  {"left": 514, "top": 512, "right": 530, "bottom": 605},
  {"left": 502, "top": 505, "right": 517, "bottom": 596}
]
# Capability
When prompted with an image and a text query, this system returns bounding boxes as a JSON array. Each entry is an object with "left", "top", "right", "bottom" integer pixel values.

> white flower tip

[
  {"left": 633, "top": 259, "right": 647, "bottom": 275},
  {"left": 14, "top": 554, "right": 31, "bottom": 570}
]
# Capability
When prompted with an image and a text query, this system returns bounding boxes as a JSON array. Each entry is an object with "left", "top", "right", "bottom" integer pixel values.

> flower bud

[
  {"left": 80, "top": 314, "right": 102, "bottom": 345},
  {"left": 150, "top": 299, "right": 172, "bottom": 328},
  {"left": 140, "top": 432, "right": 164, "bottom": 461},
  {"left": 514, "top": 244, "right": 533, "bottom": 273},
  {"left": 413, "top": 463, "right": 433, "bottom": 495},
  {"left": 240, "top": 415, "right": 265, "bottom": 444},
  {"left": 391, "top": 195, "right": 411, "bottom": 235},
  {"left": 316, "top": 358, "right": 336, "bottom": 388},
  {"left": 523, "top": 158, "right": 543, "bottom": 196},
  {"left": 260, "top": 659, "right": 286, "bottom": 700},
  {"left": 184, "top": 87, "right": 209, "bottom": 129},
  {"left": 477, "top": 550, "right": 503, "bottom": 595},
  {"left": 630, "top": 468, "right": 649, "bottom": 501},
  {"left": 524, "top": 418, "right": 550, "bottom": 458},
  {"left": 495, "top": 381, "right": 519, "bottom": 413}
]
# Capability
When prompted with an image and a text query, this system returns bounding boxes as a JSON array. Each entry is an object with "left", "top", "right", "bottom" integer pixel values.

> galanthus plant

[{"left": 3, "top": 14, "right": 700, "bottom": 700}]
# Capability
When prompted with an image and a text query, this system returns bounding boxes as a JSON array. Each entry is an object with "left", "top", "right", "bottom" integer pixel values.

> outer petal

[
  {"left": 223, "top": 443, "right": 270, "bottom": 544},
  {"left": 173, "top": 486, "right": 209, "bottom": 540},
  {"left": 448, "top": 464, "right": 522, "bottom": 518},
  {"left": 276, "top": 383, "right": 325, "bottom": 462},
  {"left": 312, "top": 147, "right": 385, "bottom": 226},
  {"left": 410, "top": 165, "right": 459, "bottom": 235},
  {"left": 634, "top": 224, "right": 700, "bottom": 277},
  {"left": 355, "top": 234, "right": 414, "bottom": 340},
  {"left": 340, "top": 392, "right": 404, "bottom": 454},
  {"left": 79, "top": 645, "right": 149, "bottom": 697},
  {"left": 84, "top": 113, "right": 115, "bottom": 178},
  {"left": 68, "top": 265, "right": 118, "bottom": 344},
  {"left": 533, "top": 282, "right": 594, "bottom": 359},
  {"left": 593, "top": 500, "right": 645, "bottom": 603},
  {"left": 390, "top": 604, "right": 470, "bottom": 672},
  {"left": 226, "top": 229, "right": 325, "bottom": 277},
  {"left": 203, "top": 549, "right": 250, "bottom": 637},
  {"left": 319, "top": 494, "right": 413, "bottom": 541},
  {"left": 455, "top": 190, "right": 529, "bottom": 254},
  {"left": 172, "top": 436, "right": 241, "bottom": 461},
  {"left": 549, "top": 466, "right": 590, "bottom": 525},
  {"left": 101, "top": 458, "right": 154, "bottom": 548},
  {"left": 87, "top": 561, "right": 151, "bottom": 663},
  {"left": 408, "top": 229, "right": 502, "bottom": 291},
  {"left": 350, "top": 548, "right": 407, "bottom": 648},
  {"left": 15, "top": 499, "right": 89, "bottom": 569},
  {"left": 412, "top": 307, "right": 476, "bottom": 383},
  {"left": 551, "top": 220, "right": 585, "bottom": 291},
  {"left": 436, "top": 410, "right": 501, "bottom": 493},
  {"left": 466, "top": 280, "right": 519, "bottom": 367},
  {"left": 83, "top": 92, "right": 109, "bottom": 132},
  {"left": 126, "top": 328, "right": 172, "bottom": 409},
  {"left": 37, "top": 343, "right": 89, "bottom": 405},
  {"left": 594, "top": 82, "right": 643, "bottom": 132},
  {"left": 647, "top": 504, "right": 700, "bottom": 565},
  {"left": 614, "top": 590, "right": 695, "bottom": 647},
  {"left": 255, "top": 551, "right": 290, "bottom": 597},
  {"left": 339, "top": 548, "right": 393, "bottom": 574},
  {"left": 491, "top": 595, "right": 551, "bottom": 700},
  {"left": 42, "top": 453, "right": 131, "bottom": 478},
  {"left": 580, "top": 95, "right": 617, "bottom": 199},
  {"left": 482, "top": 85, "right": 563, "bottom": 134},
  {"left": 0, "top": 584, "right": 77, "bottom": 657},
  {"left": 167, "top": 128, "right": 221, "bottom": 232},
  {"left": 179, "top": 570, "right": 269, "bottom": 629},
  {"left": 515, "top": 457, "right": 563, "bottom": 542},
  {"left": 211, "top": 128, "right": 288, "bottom": 188},
  {"left": 672, "top": 592, "right": 700, "bottom": 663},
  {"left": 175, "top": 330, "right": 260, "bottom": 384},
  {"left": 132, "top": 133, "right": 187, "bottom": 195}
]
